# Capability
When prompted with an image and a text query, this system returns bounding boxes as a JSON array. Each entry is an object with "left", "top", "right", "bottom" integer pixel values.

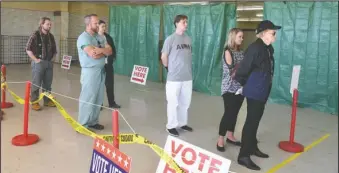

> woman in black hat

[{"left": 234, "top": 20, "right": 281, "bottom": 171}]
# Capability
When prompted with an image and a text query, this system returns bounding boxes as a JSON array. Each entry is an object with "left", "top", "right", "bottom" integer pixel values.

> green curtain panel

[
  {"left": 109, "top": 5, "right": 161, "bottom": 82},
  {"left": 162, "top": 3, "right": 236, "bottom": 95},
  {"left": 264, "top": 2, "right": 338, "bottom": 115}
]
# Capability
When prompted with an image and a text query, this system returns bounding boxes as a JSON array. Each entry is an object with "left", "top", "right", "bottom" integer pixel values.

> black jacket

[
  {"left": 234, "top": 38, "right": 275, "bottom": 102},
  {"left": 104, "top": 32, "right": 116, "bottom": 67}
]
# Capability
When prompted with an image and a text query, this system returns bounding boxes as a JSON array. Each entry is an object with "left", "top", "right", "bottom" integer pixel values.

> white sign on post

[
  {"left": 130, "top": 65, "right": 149, "bottom": 85},
  {"left": 156, "top": 136, "right": 231, "bottom": 173},
  {"left": 61, "top": 55, "right": 72, "bottom": 70},
  {"left": 290, "top": 65, "right": 301, "bottom": 95}
]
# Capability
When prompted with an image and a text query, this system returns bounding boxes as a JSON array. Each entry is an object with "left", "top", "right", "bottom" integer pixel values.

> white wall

[
  {"left": 1, "top": 8, "right": 58, "bottom": 64},
  {"left": 68, "top": 13, "right": 109, "bottom": 38},
  {"left": 0, "top": 8, "right": 109, "bottom": 64},
  {"left": 66, "top": 14, "right": 108, "bottom": 62},
  {"left": 241, "top": 30, "right": 257, "bottom": 50},
  {"left": 1, "top": 8, "right": 56, "bottom": 36}
]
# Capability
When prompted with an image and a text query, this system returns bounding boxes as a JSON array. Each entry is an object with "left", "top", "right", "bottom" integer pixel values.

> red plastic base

[
  {"left": 11, "top": 134, "right": 39, "bottom": 146},
  {"left": 279, "top": 141, "right": 304, "bottom": 153},
  {"left": 1, "top": 102, "right": 14, "bottom": 109}
]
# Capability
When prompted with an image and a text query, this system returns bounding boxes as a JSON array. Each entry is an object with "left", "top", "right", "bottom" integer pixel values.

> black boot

[
  {"left": 252, "top": 149, "right": 269, "bottom": 158},
  {"left": 238, "top": 157, "right": 261, "bottom": 171},
  {"left": 110, "top": 103, "right": 121, "bottom": 109}
]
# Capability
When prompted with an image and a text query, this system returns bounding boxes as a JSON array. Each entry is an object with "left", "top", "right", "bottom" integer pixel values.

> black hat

[{"left": 256, "top": 20, "right": 281, "bottom": 34}]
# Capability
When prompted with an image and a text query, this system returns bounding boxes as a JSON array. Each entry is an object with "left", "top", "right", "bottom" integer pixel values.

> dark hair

[
  {"left": 173, "top": 14, "right": 188, "bottom": 28},
  {"left": 99, "top": 20, "right": 106, "bottom": 25}
]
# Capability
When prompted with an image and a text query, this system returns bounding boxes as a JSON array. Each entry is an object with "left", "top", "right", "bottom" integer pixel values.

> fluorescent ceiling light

[
  {"left": 256, "top": 13, "right": 263, "bottom": 17},
  {"left": 168, "top": 2, "right": 209, "bottom": 5},
  {"left": 237, "top": 17, "right": 262, "bottom": 22},
  {"left": 237, "top": 6, "right": 263, "bottom": 11}
]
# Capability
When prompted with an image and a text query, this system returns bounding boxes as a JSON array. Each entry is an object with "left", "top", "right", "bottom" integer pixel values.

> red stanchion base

[
  {"left": 11, "top": 134, "right": 39, "bottom": 146},
  {"left": 1, "top": 102, "right": 14, "bottom": 109},
  {"left": 279, "top": 141, "right": 304, "bottom": 153}
]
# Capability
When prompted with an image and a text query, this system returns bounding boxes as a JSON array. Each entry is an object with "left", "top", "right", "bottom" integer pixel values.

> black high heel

[{"left": 216, "top": 143, "right": 225, "bottom": 152}]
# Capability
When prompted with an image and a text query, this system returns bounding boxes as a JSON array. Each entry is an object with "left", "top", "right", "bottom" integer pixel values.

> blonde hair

[{"left": 225, "top": 28, "right": 243, "bottom": 51}]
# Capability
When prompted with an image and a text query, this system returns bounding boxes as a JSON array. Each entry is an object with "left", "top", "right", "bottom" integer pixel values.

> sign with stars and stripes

[{"left": 90, "top": 137, "right": 132, "bottom": 173}]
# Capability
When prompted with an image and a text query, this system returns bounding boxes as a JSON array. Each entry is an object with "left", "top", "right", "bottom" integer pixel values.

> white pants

[{"left": 166, "top": 80, "right": 193, "bottom": 129}]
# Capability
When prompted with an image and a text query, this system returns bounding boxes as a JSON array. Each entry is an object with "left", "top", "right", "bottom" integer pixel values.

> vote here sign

[
  {"left": 61, "top": 55, "right": 72, "bottom": 70},
  {"left": 130, "top": 65, "right": 149, "bottom": 85},
  {"left": 156, "top": 136, "right": 231, "bottom": 173},
  {"left": 90, "top": 137, "right": 132, "bottom": 173}
]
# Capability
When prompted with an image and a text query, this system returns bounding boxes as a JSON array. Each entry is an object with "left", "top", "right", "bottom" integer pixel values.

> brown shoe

[
  {"left": 44, "top": 101, "right": 56, "bottom": 107},
  {"left": 32, "top": 103, "right": 42, "bottom": 111}
]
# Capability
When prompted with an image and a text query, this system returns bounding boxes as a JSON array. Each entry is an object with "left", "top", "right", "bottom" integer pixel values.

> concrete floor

[{"left": 1, "top": 64, "right": 338, "bottom": 173}]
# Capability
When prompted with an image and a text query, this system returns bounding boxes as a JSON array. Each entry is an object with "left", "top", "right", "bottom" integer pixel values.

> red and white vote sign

[
  {"left": 90, "top": 137, "right": 132, "bottom": 173},
  {"left": 156, "top": 136, "right": 231, "bottom": 173},
  {"left": 130, "top": 65, "right": 149, "bottom": 85},
  {"left": 61, "top": 55, "right": 72, "bottom": 70}
]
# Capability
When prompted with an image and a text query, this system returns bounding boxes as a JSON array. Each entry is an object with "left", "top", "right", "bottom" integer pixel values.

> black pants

[
  {"left": 218, "top": 92, "right": 245, "bottom": 136},
  {"left": 238, "top": 97, "right": 266, "bottom": 158},
  {"left": 105, "top": 65, "right": 115, "bottom": 106}
]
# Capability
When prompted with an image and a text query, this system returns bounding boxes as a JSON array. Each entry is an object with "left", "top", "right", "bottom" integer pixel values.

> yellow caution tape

[
  {"left": 43, "top": 92, "right": 185, "bottom": 172},
  {"left": 0, "top": 82, "right": 184, "bottom": 172},
  {"left": 1, "top": 82, "right": 42, "bottom": 105},
  {"left": 1, "top": 82, "right": 6, "bottom": 89},
  {"left": 101, "top": 134, "right": 183, "bottom": 171}
]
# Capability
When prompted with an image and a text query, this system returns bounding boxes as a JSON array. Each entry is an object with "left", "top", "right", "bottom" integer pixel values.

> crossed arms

[
  {"left": 83, "top": 43, "right": 112, "bottom": 59},
  {"left": 79, "top": 35, "right": 112, "bottom": 59}
]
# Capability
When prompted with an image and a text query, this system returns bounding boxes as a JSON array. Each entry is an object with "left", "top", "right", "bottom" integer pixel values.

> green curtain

[
  {"left": 162, "top": 3, "right": 236, "bottom": 95},
  {"left": 109, "top": 5, "right": 161, "bottom": 82},
  {"left": 264, "top": 2, "right": 338, "bottom": 115}
]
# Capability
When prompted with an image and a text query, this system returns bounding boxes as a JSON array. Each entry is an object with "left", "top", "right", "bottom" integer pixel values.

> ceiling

[
  {"left": 93, "top": 1, "right": 264, "bottom": 22},
  {"left": 235, "top": 1, "right": 264, "bottom": 21}
]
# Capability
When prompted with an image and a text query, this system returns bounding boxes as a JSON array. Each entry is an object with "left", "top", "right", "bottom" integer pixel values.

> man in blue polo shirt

[{"left": 77, "top": 14, "right": 112, "bottom": 130}]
